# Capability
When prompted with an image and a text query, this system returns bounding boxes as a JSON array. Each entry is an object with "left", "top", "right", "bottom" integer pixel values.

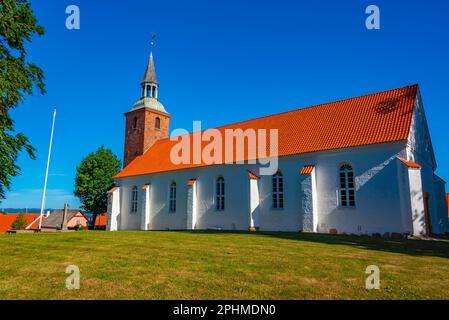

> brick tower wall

[{"left": 124, "top": 108, "right": 170, "bottom": 167}]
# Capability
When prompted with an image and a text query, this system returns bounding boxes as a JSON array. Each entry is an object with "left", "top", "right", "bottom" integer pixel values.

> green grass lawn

[{"left": 0, "top": 230, "right": 448, "bottom": 300}]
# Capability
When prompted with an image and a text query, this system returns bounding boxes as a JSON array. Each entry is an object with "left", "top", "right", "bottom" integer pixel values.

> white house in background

[{"left": 107, "top": 49, "right": 448, "bottom": 236}]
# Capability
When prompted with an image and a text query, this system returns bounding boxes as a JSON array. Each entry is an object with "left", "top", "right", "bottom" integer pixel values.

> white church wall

[
  {"left": 311, "top": 169, "right": 318, "bottom": 233},
  {"left": 249, "top": 178, "right": 260, "bottom": 229},
  {"left": 115, "top": 141, "right": 416, "bottom": 235},
  {"left": 300, "top": 173, "right": 314, "bottom": 232},
  {"left": 141, "top": 184, "right": 151, "bottom": 230},
  {"left": 407, "top": 167, "right": 427, "bottom": 236},
  {"left": 142, "top": 172, "right": 188, "bottom": 230},
  {"left": 406, "top": 94, "right": 447, "bottom": 234},
  {"left": 194, "top": 165, "right": 250, "bottom": 230},
  {"left": 116, "top": 165, "right": 251, "bottom": 230},
  {"left": 118, "top": 185, "right": 141, "bottom": 230},
  {"left": 186, "top": 180, "right": 198, "bottom": 229},
  {"left": 309, "top": 143, "right": 407, "bottom": 235},
  {"left": 256, "top": 159, "right": 303, "bottom": 232},
  {"left": 106, "top": 187, "right": 120, "bottom": 231},
  {"left": 397, "top": 161, "right": 414, "bottom": 234}
]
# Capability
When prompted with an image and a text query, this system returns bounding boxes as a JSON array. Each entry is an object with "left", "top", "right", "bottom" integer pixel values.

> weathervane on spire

[
  {"left": 140, "top": 34, "right": 159, "bottom": 99},
  {"left": 150, "top": 33, "right": 156, "bottom": 53}
]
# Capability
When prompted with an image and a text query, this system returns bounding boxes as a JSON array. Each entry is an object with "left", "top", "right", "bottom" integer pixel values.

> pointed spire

[
  {"left": 138, "top": 35, "right": 164, "bottom": 103},
  {"left": 142, "top": 51, "right": 158, "bottom": 85}
]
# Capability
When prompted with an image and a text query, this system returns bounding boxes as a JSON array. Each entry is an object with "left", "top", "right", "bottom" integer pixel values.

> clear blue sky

[{"left": 2, "top": 0, "right": 448, "bottom": 210}]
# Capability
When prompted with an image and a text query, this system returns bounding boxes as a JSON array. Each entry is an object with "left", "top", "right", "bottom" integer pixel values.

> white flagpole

[{"left": 39, "top": 108, "right": 57, "bottom": 229}]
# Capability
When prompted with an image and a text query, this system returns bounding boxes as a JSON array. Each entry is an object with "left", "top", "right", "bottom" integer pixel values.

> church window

[
  {"left": 272, "top": 171, "right": 284, "bottom": 209},
  {"left": 216, "top": 177, "right": 225, "bottom": 211},
  {"left": 169, "top": 182, "right": 177, "bottom": 212},
  {"left": 339, "top": 164, "right": 355, "bottom": 207},
  {"left": 132, "top": 117, "right": 138, "bottom": 129},
  {"left": 131, "top": 186, "right": 138, "bottom": 213},
  {"left": 155, "top": 117, "right": 161, "bottom": 130}
]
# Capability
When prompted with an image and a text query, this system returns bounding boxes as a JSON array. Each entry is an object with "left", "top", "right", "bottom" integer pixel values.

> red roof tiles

[
  {"left": 0, "top": 214, "right": 44, "bottom": 233},
  {"left": 248, "top": 170, "right": 260, "bottom": 180},
  {"left": 116, "top": 84, "right": 418, "bottom": 178},
  {"left": 300, "top": 165, "right": 315, "bottom": 175},
  {"left": 397, "top": 157, "right": 421, "bottom": 169}
]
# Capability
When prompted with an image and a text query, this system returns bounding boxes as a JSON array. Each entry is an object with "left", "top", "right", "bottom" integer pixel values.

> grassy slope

[{"left": 0, "top": 231, "right": 448, "bottom": 300}]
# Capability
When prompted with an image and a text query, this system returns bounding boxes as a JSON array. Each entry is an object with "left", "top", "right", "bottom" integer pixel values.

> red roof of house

[
  {"left": 94, "top": 213, "right": 107, "bottom": 227},
  {"left": 116, "top": 84, "right": 418, "bottom": 178},
  {"left": 0, "top": 214, "right": 44, "bottom": 233}
]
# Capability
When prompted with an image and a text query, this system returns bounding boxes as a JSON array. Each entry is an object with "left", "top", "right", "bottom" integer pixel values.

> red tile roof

[
  {"left": 300, "top": 165, "right": 315, "bottom": 175},
  {"left": 94, "top": 213, "right": 107, "bottom": 227},
  {"left": 397, "top": 157, "right": 421, "bottom": 169},
  {"left": 248, "top": 170, "right": 260, "bottom": 180},
  {"left": 0, "top": 214, "right": 44, "bottom": 233},
  {"left": 116, "top": 84, "right": 418, "bottom": 178}
]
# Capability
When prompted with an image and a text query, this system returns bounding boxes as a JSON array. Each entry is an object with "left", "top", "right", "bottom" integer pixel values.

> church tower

[{"left": 123, "top": 47, "right": 171, "bottom": 167}]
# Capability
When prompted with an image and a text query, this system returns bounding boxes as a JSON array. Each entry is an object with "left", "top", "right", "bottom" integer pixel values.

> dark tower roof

[{"left": 141, "top": 52, "right": 158, "bottom": 85}]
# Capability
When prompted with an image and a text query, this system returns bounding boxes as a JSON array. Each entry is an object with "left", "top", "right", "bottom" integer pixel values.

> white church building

[{"left": 107, "top": 49, "right": 448, "bottom": 236}]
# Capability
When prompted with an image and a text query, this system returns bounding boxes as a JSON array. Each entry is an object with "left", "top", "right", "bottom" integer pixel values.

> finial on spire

[
  {"left": 150, "top": 33, "right": 156, "bottom": 54},
  {"left": 141, "top": 34, "right": 159, "bottom": 99},
  {"left": 141, "top": 34, "right": 158, "bottom": 85}
]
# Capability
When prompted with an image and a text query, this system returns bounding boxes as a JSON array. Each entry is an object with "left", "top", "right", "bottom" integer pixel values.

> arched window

[
  {"left": 339, "top": 164, "right": 355, "bottom": 207},
  {"left": 216, "top": 177, "right": 225, "bottom": 211},
  {"left": 169, "top": 182, "right": 177, "bottom": 212},
  {"left": 131, "top": 186, "right": 138, "bottom": 213},
  {"left": 272, "top": 171, "right": 284, "bottom": 209},
  {"left": 132, "top": 117, "right": 138, "bottom": 129},
  {"left": 155, "top": 117, "right": 161, "bottom": 130}
]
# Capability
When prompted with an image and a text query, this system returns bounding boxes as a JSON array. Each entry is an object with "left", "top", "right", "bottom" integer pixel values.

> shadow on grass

[{"left": 175, "top": 230, "right": 449, "bottom": 259}]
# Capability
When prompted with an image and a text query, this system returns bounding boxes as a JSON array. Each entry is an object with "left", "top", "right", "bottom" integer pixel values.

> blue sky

[{"left": 2, "top": 0, "right": 448, "bottom": 210}]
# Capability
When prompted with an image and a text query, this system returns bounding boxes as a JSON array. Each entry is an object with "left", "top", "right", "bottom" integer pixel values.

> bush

[{"left": 11, "top": 213, "right": 28, "bottom": 230}]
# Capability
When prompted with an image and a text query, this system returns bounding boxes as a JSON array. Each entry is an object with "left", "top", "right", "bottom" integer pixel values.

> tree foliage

[
  {"left": 74, "top": 146, "right": 121, "bottom": 226},
  {"left": 0, "top": 0, "right": 45, "bottom": 200},
  {"left": 11, "top": 212, "right": 27, "bottom": 229}
]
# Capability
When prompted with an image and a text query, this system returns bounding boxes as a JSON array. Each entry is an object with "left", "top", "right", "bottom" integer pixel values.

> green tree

[
  {"left": 74, "top": 146, "right": 121, "bottom": 227},
  {"left": 11, "top": 212, "right": 27, "bottom": 230},
  {"left": 0, "top": 0, "right": 45, "bottom": 200}
]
